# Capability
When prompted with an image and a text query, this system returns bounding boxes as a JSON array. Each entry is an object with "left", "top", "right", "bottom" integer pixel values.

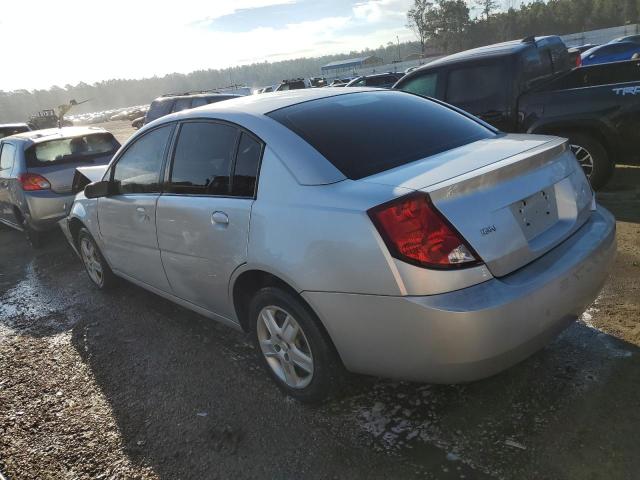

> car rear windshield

[
  {"left": 26, "top": 133, "right": 119, "bottom": 167},
  {"left": 267, "top": 91, "right": 495, "bottom": 179}
]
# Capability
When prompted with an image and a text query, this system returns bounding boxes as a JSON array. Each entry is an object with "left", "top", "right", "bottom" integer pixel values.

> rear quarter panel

[{"left": 247, "top": 146, "right": 409, "bottom": 295}]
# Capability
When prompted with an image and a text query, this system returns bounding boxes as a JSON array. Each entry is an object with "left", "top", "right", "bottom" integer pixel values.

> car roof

[
  {"left": 156, "top": 88, "right": 380, "bottom": 119},
  {"left": 8, "top": 126, "right": 110, "bottom": 144},
  {"left": 0, "top": 123, "right": 29, "bottom": 129},
  {"left": 153, "top": 93, "right": 242, "bottom": 102}
]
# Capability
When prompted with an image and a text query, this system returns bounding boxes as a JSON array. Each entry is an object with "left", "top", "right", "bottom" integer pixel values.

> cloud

[
  {"left": 352, "top": 0, "right": 411, "bottom": 23},
  {"left": 0, "top": 0, "right": 414, "bottom": 91}
]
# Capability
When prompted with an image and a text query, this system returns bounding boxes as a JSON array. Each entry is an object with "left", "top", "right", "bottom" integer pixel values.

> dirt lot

[{"left": 1, "top": 122, "right": 639, "bottom": 479}]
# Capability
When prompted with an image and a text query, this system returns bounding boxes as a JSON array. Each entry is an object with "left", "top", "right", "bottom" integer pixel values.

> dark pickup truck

[{"left": 395, "top": 36, "right": 640, "bottom": 189}]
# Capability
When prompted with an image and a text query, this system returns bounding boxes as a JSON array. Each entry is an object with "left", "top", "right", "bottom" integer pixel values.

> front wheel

[
  {"left": 249, "top": 286, "right": 343, "bottom": 403},
  {"left": 78, "top": 228, "right": 116, "bottom": 289}
]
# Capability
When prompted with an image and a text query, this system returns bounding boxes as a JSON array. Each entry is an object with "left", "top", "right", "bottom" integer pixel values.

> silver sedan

[{"left": 61, "top": 88, "right": 615, "bottom": 402}]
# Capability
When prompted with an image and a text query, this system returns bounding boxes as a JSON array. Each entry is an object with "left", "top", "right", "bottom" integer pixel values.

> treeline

[
  {"left": 409, "top": 0, "right": 640, "bottom": 54},
  {"left": 2, "top": 0, "right": 638, "bottom": 123},
  {"left": 0, "top": 42, "right": 421, "bottom": 123}
]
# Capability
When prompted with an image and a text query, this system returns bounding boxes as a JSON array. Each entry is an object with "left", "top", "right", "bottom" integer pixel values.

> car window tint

[
  {"left": 26, "top": 133, "right": 119, "bottom": 167},
  {"left": 191, "top": 97, "right": 207, "bottom": 108},
  {"left": 232, "top": 133, "right": 262, "bottom": 197},
  {"left": 146, "top": 100, "right": 173, "bottom": 123},
  {"left": 169, "top": 122, "right": 239, "bottom": 195},
  {"left": 268, "top": 91, "right": 494, "bottom": 180},
  {"left": 367, "top": 76, "right": 394, "bottom": 87},
  {"left": 112, "top": 125, "right": 172, "bottom": 194},
  {"left": 398, "top": 72, "right": 438, "bottom": 97},
  {"left": 446, "top": 63, "right": 507, "bottom": 112},
  {"left": 0, "top": 143, "right": 16, "bottom": 170},
  {"left": 172, "top": 98, "right": 192, "bottom": 113}
]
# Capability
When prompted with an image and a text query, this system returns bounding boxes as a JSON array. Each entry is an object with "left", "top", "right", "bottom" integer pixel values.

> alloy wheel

[
  {"left": 570, "top": 143, "right": 594, "bottom": 178},
  {"left": 80, "top": 237, "right": 104, "bottom": 286},
  {"left": 257, "top": 305, "right": 314, "bottom": 389}
]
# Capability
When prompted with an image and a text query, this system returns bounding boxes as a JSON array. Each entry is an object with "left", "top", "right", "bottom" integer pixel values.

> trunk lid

[{"left": 361, "top": 134, "right": 593, "bottom": 277}]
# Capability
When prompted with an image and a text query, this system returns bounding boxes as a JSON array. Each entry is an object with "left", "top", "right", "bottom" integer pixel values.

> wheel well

[
  {"left": 232, "top": 270, "right": 300, "bottom": 332},
  {"left": 67, "top": 217, "right": 85, "bottom": 247}
]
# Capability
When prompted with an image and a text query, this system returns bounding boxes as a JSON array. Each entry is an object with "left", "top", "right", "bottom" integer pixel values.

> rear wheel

[
  {"left": 561, "top": 132, "right": 613, "bottom": 190},
  {"left": 249, "top": 286, "right": 343, "bottom": 403},
  {"left": 78, "top": 228, "right": 116, "bottom": 289}
]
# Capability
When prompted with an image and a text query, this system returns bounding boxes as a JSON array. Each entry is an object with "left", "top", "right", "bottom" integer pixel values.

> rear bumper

[
  {"left": 303, "top": 206, "right": 616, "bottom": 383},
  {"left": 24, "top": 191, "right": 74, "bottom": 231}
]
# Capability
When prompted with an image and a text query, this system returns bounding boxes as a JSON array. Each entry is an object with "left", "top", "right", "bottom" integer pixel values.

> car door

[
  {"left": 156, "top": 120, "right": 263, "bottom": 319},
  {"left": 97, "top": 123, "right": 174, "bottom": 291},
  {"left": 0, "top": 142, "right": 17, "bottom": 224}
]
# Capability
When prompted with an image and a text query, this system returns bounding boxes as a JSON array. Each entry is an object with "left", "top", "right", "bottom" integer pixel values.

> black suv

[
  {"left": 140, "top": 92, "right": 241, "bottom": 127},
  {"left": 0, "top": 123, "right": 30, "bottom": 139},
  {"left": 345, "top": 72, "right": 404, "bottom": 88}
]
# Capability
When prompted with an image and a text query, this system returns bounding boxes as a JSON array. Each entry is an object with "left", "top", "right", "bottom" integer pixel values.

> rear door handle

[{"left": 211, "top": 211, "right": 229, "bottom": 225}]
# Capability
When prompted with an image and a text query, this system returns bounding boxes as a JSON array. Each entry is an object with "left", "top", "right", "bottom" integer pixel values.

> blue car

[{"left": 581, "top": 41, "right": 640, "bottom": 65}]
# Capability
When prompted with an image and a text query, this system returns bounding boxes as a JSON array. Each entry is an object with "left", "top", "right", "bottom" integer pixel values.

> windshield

[
  {"left": 26, "top": 133, "right": 120, "bottom": 167},
  {"left": 267, "top": 91, "right": 494, "bottom": 180}
]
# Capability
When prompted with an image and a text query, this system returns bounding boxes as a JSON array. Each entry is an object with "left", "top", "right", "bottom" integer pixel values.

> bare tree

[
  {"left": 407, "top": 0, "right": 433, "bottom": 54},
  {"left": 476, "top": 0, "right": 500, "bottom": 19}
]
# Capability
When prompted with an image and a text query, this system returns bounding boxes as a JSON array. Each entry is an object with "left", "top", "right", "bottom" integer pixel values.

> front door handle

[{"left": 211, "top": 211, "right": 229, "bottom": 225}]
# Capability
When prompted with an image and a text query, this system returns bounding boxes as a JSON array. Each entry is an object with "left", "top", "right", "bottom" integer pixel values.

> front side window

[
  {"left": 0, "top": 143, "right": 16, "bottom": 170},
  {"left": 169, "top": 122, "right": 239, "bottom": 195},
  {"left": 446, "top": 63, "right": 507, "bottom": 113},
  {"left": 397, "top": 72, "right": 439, "bottom": 98},
  {"left": 112, "top": 125, "right": 173, "bottom": 194}
]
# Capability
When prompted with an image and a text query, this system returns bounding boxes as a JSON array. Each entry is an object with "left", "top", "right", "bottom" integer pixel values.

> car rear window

[
  {"left": 267, "top": 91, "right": 494, "bottom": 180},
  {"left": 26, "top": 133, "right": 120, "bottom": 167}
]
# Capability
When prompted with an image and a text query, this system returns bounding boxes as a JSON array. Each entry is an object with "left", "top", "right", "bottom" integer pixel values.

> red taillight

[
  {"left": 368, "top": 193, "right": 481, "bottom": 269},
  {"left": 19, "top": 173, "right": 51, "bottom": 191},
  {"left": 575, "top": 55, "right": 582, "bottom": 67}
]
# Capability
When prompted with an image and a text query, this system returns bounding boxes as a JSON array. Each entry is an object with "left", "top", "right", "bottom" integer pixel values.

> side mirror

[{"left": 84, "top": 180, "right": 112, "bottom": 199}]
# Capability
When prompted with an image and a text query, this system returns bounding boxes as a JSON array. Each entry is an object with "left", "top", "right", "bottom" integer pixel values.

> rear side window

[
  {"left": 232, "top": 133, "right": 262, "bottom": 197},
  {"left": 0, "top": 143, "right": 16, "bottom": 170},
  {"left": 366, "top": 75, "right": 399, "bottom": 87},
  {"left": 112, "top": 125, "right": 173, "bottom": 194},
  {"left": 26, "top": 133, "right": 120, "bottom": 167},
  {"left": 446, "top": 63, "right": 507, "bottom": 113},
  {"left": 191, "top": 97, "right": 207, "bottom": 108},
  {"left": 398, "top": 72, "right": 438, "bottom": 97},
  {"left": 0, "top": 126, "right": 28, "bottom": 139},
  {"left": 172, "top": 98, "right": 192, "bottom": 113},
  {"left": 267, "top": 91, "right": 494, "bottom": 180},
  {"left": 169, "top": 122, "right": 239, "bottom": 195},
  {"left": 146, "top": 100, "right": 174, "bottom": 123}
]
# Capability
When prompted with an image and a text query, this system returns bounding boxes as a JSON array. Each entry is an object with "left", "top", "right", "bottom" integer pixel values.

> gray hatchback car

[
  {"left": 61, "top": 89, "right": 615, "bottom": 402},
  {"left": 0, "top": 127, "right": 120, "bottom": 247}
]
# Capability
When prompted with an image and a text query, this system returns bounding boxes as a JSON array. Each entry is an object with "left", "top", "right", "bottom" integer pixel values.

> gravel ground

[{"left": 1, "top": 122, "right": 639, "bottom": 479}]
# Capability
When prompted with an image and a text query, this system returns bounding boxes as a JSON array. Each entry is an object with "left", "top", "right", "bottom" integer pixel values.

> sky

[{"left": 0, "top": 0, "right": 424, "bottom": 91}]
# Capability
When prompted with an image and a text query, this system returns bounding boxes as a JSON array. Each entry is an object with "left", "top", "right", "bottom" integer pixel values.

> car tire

[
  {"left": 77, "top": 228, "right": 116, "bottom": 289},
  {"left": 249, "top": 286, "right": 344, "bottom": 403},
  {"left": 561, "top": 132, "right": 613, "bottom": 191}
]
